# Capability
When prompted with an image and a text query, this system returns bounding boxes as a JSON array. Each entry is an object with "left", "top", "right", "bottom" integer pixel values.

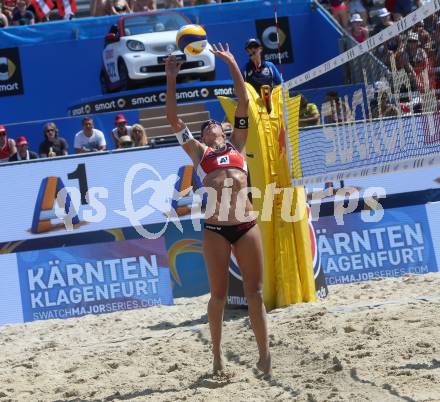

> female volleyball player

[{"left": 165, "top": 43, "right": 271, "bottom": 376}]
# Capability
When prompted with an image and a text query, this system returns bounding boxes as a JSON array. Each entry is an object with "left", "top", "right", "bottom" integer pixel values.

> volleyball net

[{"left": 282, "top": 1, "right": 440, "bottom": 186}]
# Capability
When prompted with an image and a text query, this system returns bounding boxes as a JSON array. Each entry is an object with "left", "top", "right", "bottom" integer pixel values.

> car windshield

[{"left": 122, "top": 13, "right": 188, "bottom": 36}]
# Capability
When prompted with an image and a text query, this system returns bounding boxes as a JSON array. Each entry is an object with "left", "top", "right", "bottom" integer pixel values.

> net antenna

[
  {"left": 273, "top": 0, "right": 284, "bottom": 70},
  {"left": 282, "top": 1, "right": 440, "bottom": 186}
]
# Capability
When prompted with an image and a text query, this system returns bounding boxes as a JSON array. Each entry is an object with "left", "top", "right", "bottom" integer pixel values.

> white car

[{"left": 100, "top": 12, "right": 216, "bottom": 93}]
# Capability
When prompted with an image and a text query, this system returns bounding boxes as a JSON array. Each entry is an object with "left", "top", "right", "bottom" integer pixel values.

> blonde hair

[{"left": 131, "top": 124, "right": 148, "bottom": 147}]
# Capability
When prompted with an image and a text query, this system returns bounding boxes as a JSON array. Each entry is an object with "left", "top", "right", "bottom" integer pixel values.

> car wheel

[
  {"left": 118, "top": 59, "right": 131, "bottom": 91},
  {"left": 100, "top": 69, "right": 109, "bottom": 94},
  {"left": 200, "top": 70, "right": 216, "bottom": 82}
]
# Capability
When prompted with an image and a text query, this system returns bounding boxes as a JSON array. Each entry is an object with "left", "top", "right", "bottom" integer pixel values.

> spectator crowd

[
  {"left": 0, "top": 0, "right": 239, "bottom": 27},
  {"left": 91, "top": 0, "right": 239, "bottom": 17},
  {"left": 320, "top": 0, "right": 440, "bottom": 119},
  {"left": 0, "top": 114, "right": 150, "bottom": 163},
  {"left": 325, "top": 0, "right": 421, "bottom": 30}
]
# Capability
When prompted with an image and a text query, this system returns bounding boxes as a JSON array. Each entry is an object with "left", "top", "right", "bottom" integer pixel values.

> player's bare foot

[
  {"left": 213, "top": 355, "right": 225, "bottom": 374},
  {"left": 256, "top": 353, "right": 272, "bottom": 376}
]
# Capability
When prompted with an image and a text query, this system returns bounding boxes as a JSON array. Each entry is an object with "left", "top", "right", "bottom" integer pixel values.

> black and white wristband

[{"left": 234, "top": 116, "right": 249, "bottom": 129}]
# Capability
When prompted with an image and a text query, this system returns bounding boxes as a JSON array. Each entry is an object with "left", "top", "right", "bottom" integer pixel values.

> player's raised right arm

[{"left": 165, "top": 56, "right": 204, "bottom": 165}]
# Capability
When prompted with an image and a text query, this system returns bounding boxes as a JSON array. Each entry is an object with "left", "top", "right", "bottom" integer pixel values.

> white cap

[
  {"left": 377, "top": 7, "right": 390, "bottom": 18},
  {"left": 350, "top": 13, "right": 363, "bottom": 23}
]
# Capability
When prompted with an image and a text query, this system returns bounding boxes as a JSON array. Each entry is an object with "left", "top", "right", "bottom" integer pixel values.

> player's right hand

[{"left": 165, "top": 55, "right": 182, "bottom": 77}]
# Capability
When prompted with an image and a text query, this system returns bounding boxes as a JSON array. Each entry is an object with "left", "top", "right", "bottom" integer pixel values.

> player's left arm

[{"left": 210, "top": 43, "right": 249, "bottom": 154}]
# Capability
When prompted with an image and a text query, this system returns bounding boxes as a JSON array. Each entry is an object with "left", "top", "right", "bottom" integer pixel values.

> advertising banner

[
  {"left": 426, "top": 201, "right": 440, "bottom": 270},
  {"left": 0, "top": 237, "right": 173, "bottom": 325},
  {"left": 255, "top": 17, "right": 294, "bottom": 64},
  {"left": 295, "top": 114, "right": 440, "bottom": 186},
  {"left": 69, "top": 82, "right": 235, "bottom": 116},
  {"left": 164, "top": 218, "right": 209, "bottom": 299},
  {"left": 0, "top": 147, "right": 192, "bottom": 245},
  {"left": 0, "top": 47, "right": 24, "bottom": 97},
  {"left": 314, "top": 204, "right": 438, "bottom": 285},
  {"left": 0, "top": 254, "right": 23, "bottom": 325}
]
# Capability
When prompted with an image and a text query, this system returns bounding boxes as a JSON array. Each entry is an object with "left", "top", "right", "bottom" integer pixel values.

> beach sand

[{"left": 1, "top": 273, "right": 440, "bottom": 402}]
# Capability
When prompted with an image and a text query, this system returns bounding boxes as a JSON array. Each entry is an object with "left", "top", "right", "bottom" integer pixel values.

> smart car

[{"left": 100, "top": 11, "right": 216, "bottom": 93}]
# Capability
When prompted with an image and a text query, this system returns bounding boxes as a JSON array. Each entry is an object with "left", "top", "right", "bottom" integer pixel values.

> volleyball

[{"left": 176, "top": 24, "right": 208, "bottom": 56}]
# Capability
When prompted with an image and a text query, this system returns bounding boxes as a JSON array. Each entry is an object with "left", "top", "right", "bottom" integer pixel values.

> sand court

[{"left": 1, "top": 273, "right": 440, "bottom": 402}]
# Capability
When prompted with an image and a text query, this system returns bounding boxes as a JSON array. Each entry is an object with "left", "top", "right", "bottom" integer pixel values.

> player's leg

[
  {"left": 233, "top": 224, "right": 271, "bottom": 375},
  {"left": 203, "top": 228, "right": 232, "bottom": 373}
]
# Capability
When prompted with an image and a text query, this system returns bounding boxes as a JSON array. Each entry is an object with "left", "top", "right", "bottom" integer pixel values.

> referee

[{"left": 242, "top": 38, "right": 282, "bottom": 95}]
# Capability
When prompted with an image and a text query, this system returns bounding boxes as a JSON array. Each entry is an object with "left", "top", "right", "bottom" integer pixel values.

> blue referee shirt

[{"left": 242, "top": 60, "right": 282, "bottom": 94}]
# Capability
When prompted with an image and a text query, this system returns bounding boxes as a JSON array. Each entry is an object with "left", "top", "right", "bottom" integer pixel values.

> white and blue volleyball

[{"left": 176, "top": 24, "right": 208, "bottom": 56}]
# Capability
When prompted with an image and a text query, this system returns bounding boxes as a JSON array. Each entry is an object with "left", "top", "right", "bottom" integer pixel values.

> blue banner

[
  {"left": 297, "top": 114, "right": 440, "bottom": 184},
  {"left": 16, "top": 237, "right": 173, "bottom": 322},
  {"left": 313, "top": 204, "right": 438, "bottom": 285}
]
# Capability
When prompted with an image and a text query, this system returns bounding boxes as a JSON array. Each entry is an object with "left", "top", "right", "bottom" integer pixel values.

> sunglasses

[
  {"left": 200, "top": 119, "right": 221, "bottom": 134},
  {"left": 46, "top": 128, "right": 55, "bottom": 133},
  {"left": 246, "top": 47, "right": 260, "bottom": 55}
]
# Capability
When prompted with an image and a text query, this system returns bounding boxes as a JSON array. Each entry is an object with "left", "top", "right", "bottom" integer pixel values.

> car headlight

[{"left": 126, "top": 40, "right": 145, "bottom": 52}]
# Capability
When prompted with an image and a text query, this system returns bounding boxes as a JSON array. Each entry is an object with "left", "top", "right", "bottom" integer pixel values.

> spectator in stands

[
  {"left": 165, "top": 0, "right": 183, "bottom": 7},
  {"left": 9, "top": 136, "right": 38, "bottom": 161},
  {"left": 109, "top": 0, "right": 131, "bottom": 14},
  {"left": 0, "top": 125, "right": 16, "bottom": 163},
  {"left": 130, "top": 0, "right": 156, "bottom": 12},
  {"left": 349, "top": 13, "right": 369, "bottom": 43},
  {"left": 118, "top": 135, "right": 133, "bottom": 148},
  {"left": 39, "top": 122, "right": 68, "bottom": 158},
  {"left": 372, "top": 8, "right": 393, "bottom": 36},
  {"left": 242, "top": 38, "right": 282, "bottom": 95},
  {"left": 329, "top": 0, "right": 350, "bottom": 28},
  {"left": 348, "top": 0, "right": 368, "bottom": 24},
  {"left": 90, "top": 0, "right": 109, "bottom": 16},
  {"left": 12, "top": 0, "right": 34, "bottom": 25},
  {"left": 112, "top": 114, "right": 133, "bottom": 148},
  {"left": 131, "top": 124, "right": 148, "bottom": 147},
  {"left": 432, "top": 19, "right": 440, "bottom": 68},
  {"left": 2, "top": 0, "right": 16, "bottom": 21},
  {"left": 370, "top": 82, "right": 400, "bottom": 118},
  {"left": 413, "top": 21, "right": 432, "bottom": 50},
  {"left": 392, "top": 0, "right": 413, "bottom": 19},
  {"left": 74, "top": 117, "right": 107, "bottom": 153},
  {"left": 406, "top": 32, "right": 429, "bottom": 70},
  {"left": 298, "top": 94, "right": 320, "bottom": 127},
  {"left": 404, "top": 31, "right": 431, "bottom": 90},
  {"left": 323, "top": 91, "right": 351, "bottom": 124},
  {"left": 377, "top": 34, "right": 405, "bottom": 70},
  {"left": 421, "top": 11, "right": 437, "bottom": 34},
  {"left": 0, "top": 5, "right": 9, "bottom": 27}
]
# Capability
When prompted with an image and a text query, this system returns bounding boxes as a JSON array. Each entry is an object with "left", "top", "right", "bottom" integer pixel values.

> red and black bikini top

[{"left": 196, "top": 142, "right": 247, "bottom": 181}]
